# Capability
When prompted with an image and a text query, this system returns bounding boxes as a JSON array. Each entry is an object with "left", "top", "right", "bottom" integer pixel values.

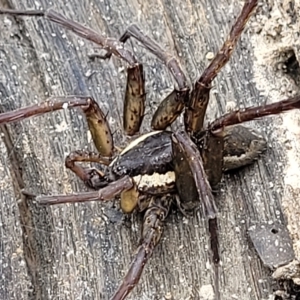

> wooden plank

[{"left": 0, "top": 0, "right": 299, "bottom": 299}]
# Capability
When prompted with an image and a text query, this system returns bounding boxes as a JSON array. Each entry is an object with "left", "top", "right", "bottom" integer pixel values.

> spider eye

[{"left": 115, "top": 166, "right": 127, "bottom": 175}]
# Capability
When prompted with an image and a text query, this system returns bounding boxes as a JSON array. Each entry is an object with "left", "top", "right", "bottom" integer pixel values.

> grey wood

[{"left": 0, "top": 0, "right": 299, "bottom": 299}]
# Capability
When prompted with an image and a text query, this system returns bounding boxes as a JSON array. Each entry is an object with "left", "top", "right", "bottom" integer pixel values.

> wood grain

[{"left": 0, "top": 0, "right": 299, "bottom": 299}]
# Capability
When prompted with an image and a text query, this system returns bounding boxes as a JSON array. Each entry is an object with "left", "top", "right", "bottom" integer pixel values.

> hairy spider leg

[
  {"left": 209, "top": 94, "right": 300, "bottom": 131},
  {"left": 186, "top": 0, "right": 258, "bottom": 190},
  {"left": 111, "top": 195, "right": 172, "bottom": 300},
  {"left": 37, "top": 175, "right": 134, "bottom": 205},
  {"left": 0, "top": 96, "right": 114, "bottom": 156},
  {"left": 109, "top": 24, "right": 190, "bottom": 130},
  {"left": 172, "top": 131, "right": 217, "bottom": 219},
  {"left": 185, "top": 0, "right": 258, "bottom": 134}
]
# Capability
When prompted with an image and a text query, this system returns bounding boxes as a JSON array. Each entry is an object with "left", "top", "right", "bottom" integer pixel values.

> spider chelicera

[{"left": 0, "top": 1, "right": 299, "bottom": 299}]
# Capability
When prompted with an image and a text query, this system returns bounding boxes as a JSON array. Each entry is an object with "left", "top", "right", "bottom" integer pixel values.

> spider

[{"left": 0, "top": 1, "right": 299, "bottom": 299}]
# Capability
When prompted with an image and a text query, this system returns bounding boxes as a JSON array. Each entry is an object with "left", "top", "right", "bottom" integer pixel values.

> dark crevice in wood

[
  {"left": 0, "top": 123, "right": 43, "bottom": 299},
  {"left": 281, "top": 49, "right": 300, "bottom": 88}
]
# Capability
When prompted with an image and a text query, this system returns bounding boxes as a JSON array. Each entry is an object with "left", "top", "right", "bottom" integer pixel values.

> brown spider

[{"left": 0, "top": 1, "right": 299, "bottom": 299}]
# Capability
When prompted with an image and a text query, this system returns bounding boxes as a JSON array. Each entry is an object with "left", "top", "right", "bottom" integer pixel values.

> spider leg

[
  {"left": 195, "top": 130, "right": 225, "bottom": 190},
  {"left": 208, "top": 217, "right": 221, "bottom": 299},
  {"left": 36, "top": 175, "right": 133, "bottom": 205},
  {"left": 111, "top": 195, "right": 172, "bottom": 300},
  {"left": 0, "top": 96, "right": 114, "bottom": 156},
  {"left": 102, "top": 24, "right": 190, "bottom": 130},
  {"left": 172, "top": 132, "right": 220, "bottom": 296},
  {"left": 172, "top": 131, "right": 217, "bottom": 219},
  {"left": 185, "top": 0, "right": 258, "bottom": 134},
  {"left": 123, "top": 65, "right": 145, "bottom": 135},
  {"left": 65, "top": 150, "right": 112, "bottom": 189},
  {"left": 0, "top": 9, "right": 137, "bottom": 64},
  {"left": 210, "top": 94, "right": 300, "bottom": 131},
  {"left": 0, "top": 9, "right": 145, "bottom": 135}
]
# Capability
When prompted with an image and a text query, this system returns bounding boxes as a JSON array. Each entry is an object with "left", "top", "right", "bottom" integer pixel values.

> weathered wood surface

[{"left": 0, "top": 0, "right": 299, "bottom": 299}]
